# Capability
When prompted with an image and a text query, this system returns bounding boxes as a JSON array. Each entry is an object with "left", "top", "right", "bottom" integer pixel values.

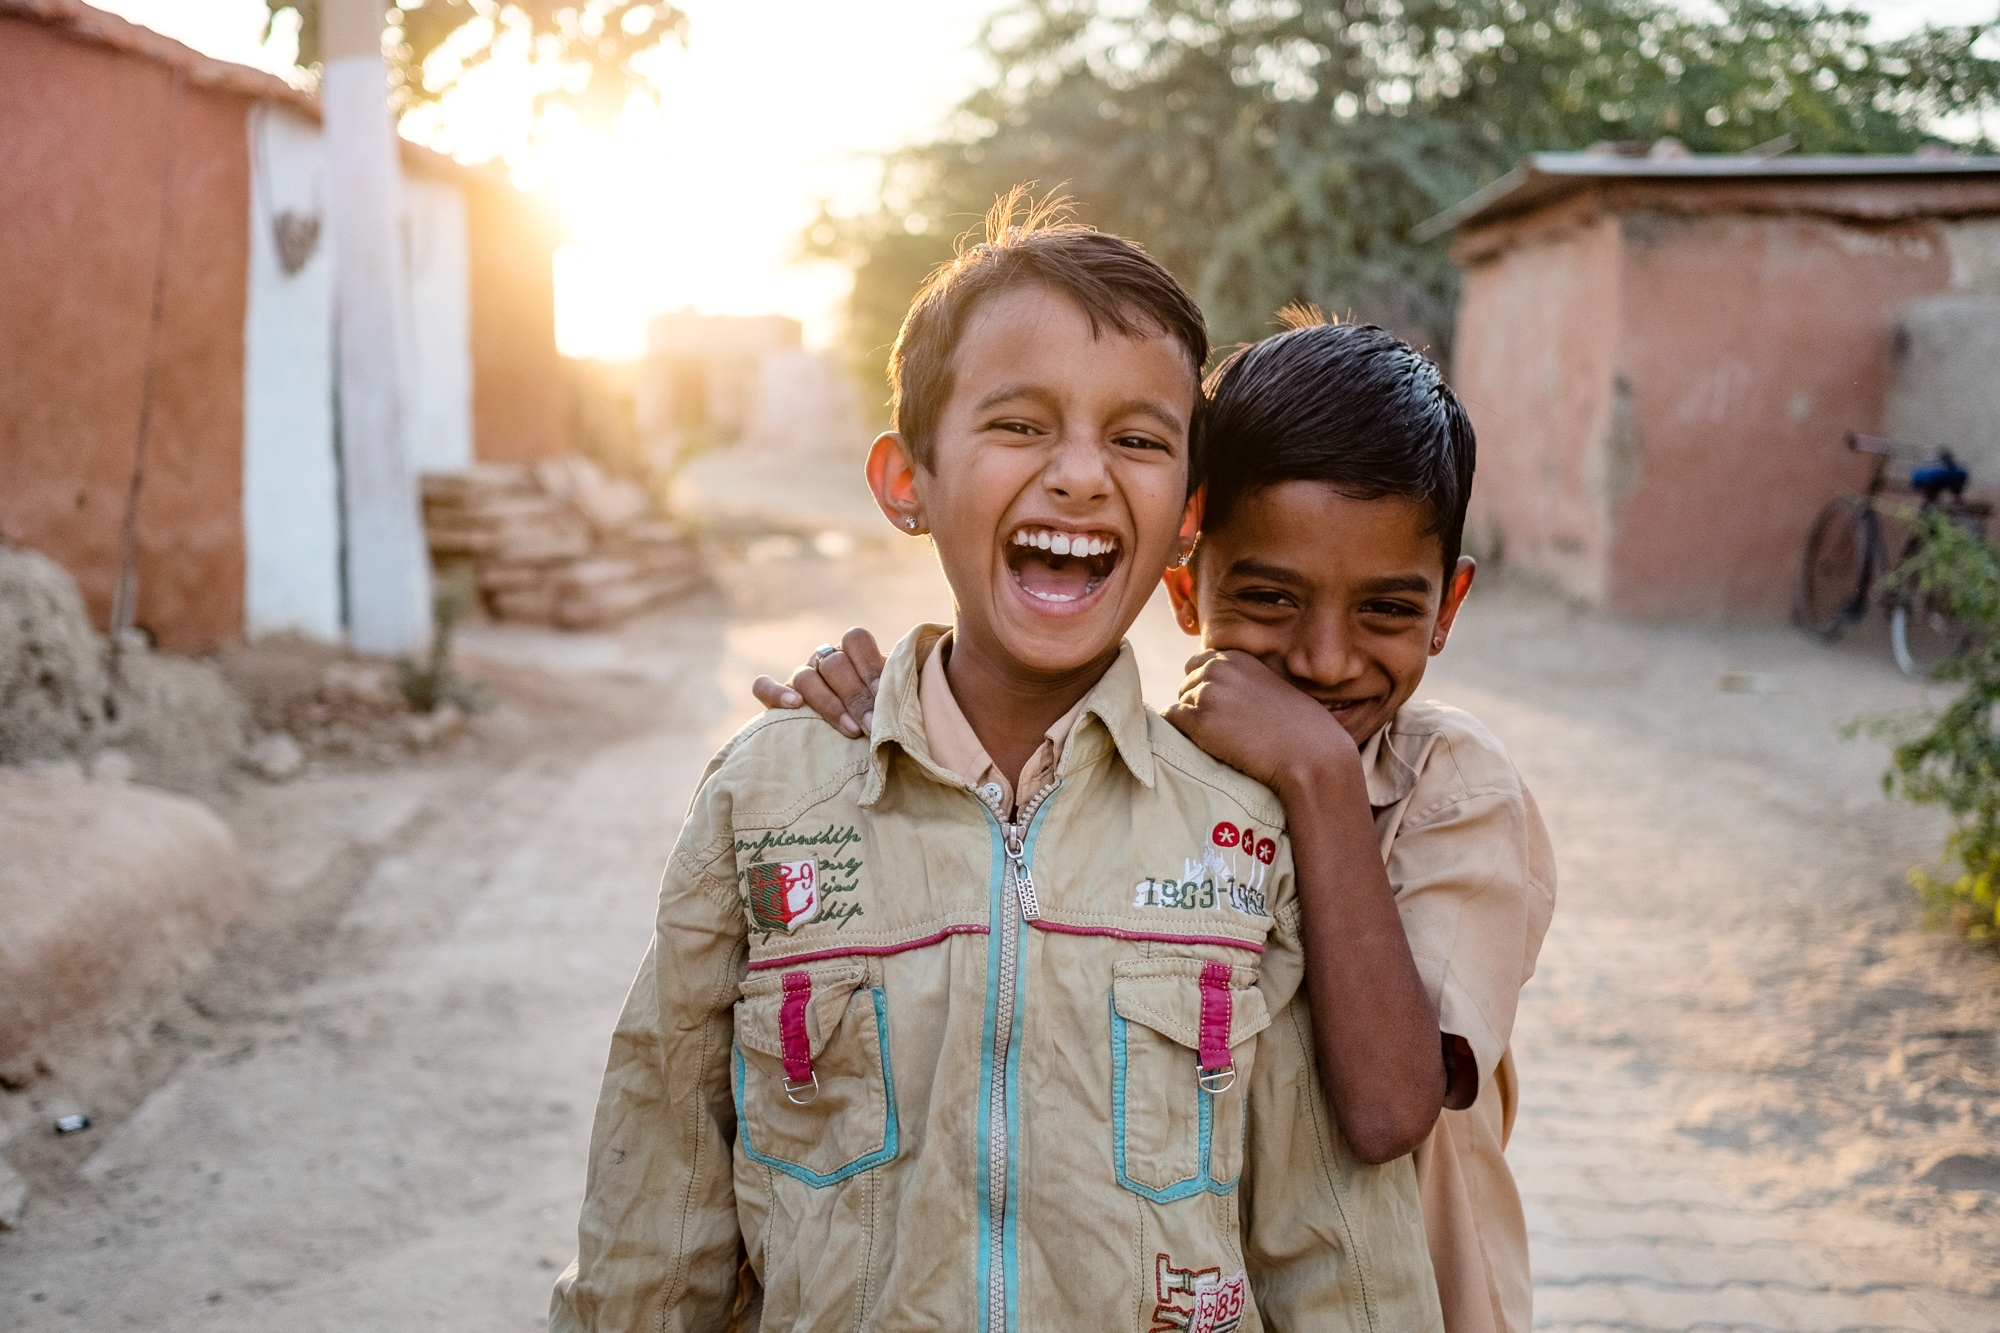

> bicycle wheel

[
  {"left": 1795, "top": 499, "right": 1872, "bottom": 638},
  {"left": 1890, "top": 592, "right": 1967, "bottom": 678}
]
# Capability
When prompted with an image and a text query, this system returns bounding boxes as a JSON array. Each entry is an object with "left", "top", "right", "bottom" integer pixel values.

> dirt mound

[
  {"left": 0, "top": 546, "right": 109, "bottom": 764},
  {"left": 0, "top": 546, "right": 245, "bottom": 788},
  {"left": 0, "top": 767, "right": 252, "bottom": 1089}
]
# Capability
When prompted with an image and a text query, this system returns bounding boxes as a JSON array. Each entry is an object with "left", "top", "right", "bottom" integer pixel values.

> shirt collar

[
  {"left": 861, "top": 624, "right": 1156, "bottom": 806},
  {"left": 1358, "top": 710, "right": 1423, "bottom": 809}
]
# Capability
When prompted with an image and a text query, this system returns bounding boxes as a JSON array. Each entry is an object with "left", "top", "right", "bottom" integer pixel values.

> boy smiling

[
  {"left": 552, "top": 208, "right": 1442, "bottom": 1332},
  {"left": 767, "top": 314, "right": 1556, "bottom": 1333},
  {"left": 1167, "top": 317, "right": 1555, "bottom": 1333}
]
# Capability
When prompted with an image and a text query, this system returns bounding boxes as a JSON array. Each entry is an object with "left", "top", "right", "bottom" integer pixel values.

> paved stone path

[{"left": 1415, "top": 589, "right": 2000, "bottom": 1332}]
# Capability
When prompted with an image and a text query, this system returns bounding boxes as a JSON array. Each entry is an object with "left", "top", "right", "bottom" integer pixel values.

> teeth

[{"left": 1008, "top": 528, "right": 1120, "bottom": 555}]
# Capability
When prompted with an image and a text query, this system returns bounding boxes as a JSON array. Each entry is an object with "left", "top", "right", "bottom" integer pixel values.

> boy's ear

[
  {"left": 1161, "top": 565, "right": 1200, "bottom": 637},
  {"left": 866, "top": 432, "right": 927, "bottom": 535},
  {"left": 1429, "top": 557, "right": 1477, "bottom": 656},
  {"left": 1176, "top": 485, "right": 1204, "bottom": 562},
  {"left": 1161, "top": 485, "right": 1205, "bottom": 638}
]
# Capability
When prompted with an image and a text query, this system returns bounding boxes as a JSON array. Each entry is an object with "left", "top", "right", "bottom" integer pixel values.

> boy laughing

[
  {"left": 767, "top": 314, "right": 1555, "bottom": 1333},
  {"left": 551, "top": 207, "right": 1442, "bottom": 1331}
]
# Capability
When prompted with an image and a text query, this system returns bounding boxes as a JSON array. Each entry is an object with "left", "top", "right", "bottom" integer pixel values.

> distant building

[
  {"left": 0, "top": 0, "right": 566, "bottom": 651},
  {"left": 638, "top": 311, "right": 864, "bottom": 461},
  {"left": 639, "top": 310, "right": 802, "bottom": 444},
  {"left": 1422, "top": 151, "right": 2000, "bottom": 619}
]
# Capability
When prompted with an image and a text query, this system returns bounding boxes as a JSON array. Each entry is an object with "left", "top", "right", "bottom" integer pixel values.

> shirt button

[{"left": 979, "top": 782, "right": 1004, "bottom": 803}]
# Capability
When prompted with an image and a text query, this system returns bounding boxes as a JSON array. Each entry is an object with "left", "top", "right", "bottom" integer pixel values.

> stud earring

[{"left": 906, "top": 517, "right": 918, "bottom": 531}]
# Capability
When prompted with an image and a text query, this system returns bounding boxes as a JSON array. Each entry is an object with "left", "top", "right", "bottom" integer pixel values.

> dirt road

[{"left": 3, "top": 518, "right": 1997, "bottom": 1331}]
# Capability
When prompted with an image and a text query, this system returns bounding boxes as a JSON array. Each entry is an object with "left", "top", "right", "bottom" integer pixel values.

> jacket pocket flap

[
  {"left": 1112, "top": 963, "right": 1271, "bottom": 1051},
  {"left": 737, "top": 959, "right": 869, "bottom": 1061}
]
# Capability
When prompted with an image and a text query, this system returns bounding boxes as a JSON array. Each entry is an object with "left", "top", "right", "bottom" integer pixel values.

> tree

[
  {"left": 813, "top": 0, "right": 2000, "bottom": 382},
  {"left": 264, "top": 0, "right": 687, "bottom": 119}
]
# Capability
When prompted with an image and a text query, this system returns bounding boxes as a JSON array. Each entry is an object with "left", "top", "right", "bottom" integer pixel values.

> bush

[
  {"left": 398, "top": 577, "right": 487, "bottom": 716},
  {"left": 1863, "top": 511, "right": 2000, "bottom": 941}
]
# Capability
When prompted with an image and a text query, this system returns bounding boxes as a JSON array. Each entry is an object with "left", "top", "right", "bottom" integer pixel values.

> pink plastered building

[{"left": 1426, "top": 153, "right": 2000, "bottom": 620}]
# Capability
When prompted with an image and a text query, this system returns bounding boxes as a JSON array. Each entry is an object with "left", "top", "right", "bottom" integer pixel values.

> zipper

[
  {"left": 979, "top": 779, "right": 1060, "bottom": 1332},
  {"left": 1003, "top": 821, "right": 1040, "bottom": 921}
]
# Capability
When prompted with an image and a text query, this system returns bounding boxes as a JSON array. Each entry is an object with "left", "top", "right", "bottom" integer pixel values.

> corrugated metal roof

[{"left": 1413, "top": 152, "right": 2000, "bottom": 242}]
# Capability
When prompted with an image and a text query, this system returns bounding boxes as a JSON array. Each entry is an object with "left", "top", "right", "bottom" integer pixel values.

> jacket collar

[{"left": 860, "top": 624, "right": 1156, "bottom": 806}]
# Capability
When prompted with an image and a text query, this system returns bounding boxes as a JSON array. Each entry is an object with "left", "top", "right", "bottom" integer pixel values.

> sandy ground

[{"left": 2, "top": 490, "right": 1998, "bottom": 1330}]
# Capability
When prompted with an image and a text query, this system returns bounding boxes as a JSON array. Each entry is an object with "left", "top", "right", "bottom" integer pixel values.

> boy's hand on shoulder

[
  {"left": 750, "top": 628, "right": 886, "bottom": 738},
  {"left": 1164, "top": 650, "right": 1362, "bottom": 795}
]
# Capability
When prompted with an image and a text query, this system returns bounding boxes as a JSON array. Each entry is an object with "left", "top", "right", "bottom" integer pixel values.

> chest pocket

[
  {"left": 732, "top": 959, "right": 899, "bottom": 1186},
  {"left": 1110, "top": 958, "right": 1271, "bottom": 1201}
]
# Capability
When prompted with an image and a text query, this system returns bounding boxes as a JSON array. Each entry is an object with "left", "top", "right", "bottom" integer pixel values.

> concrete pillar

[{"left": 322, "top": 0, "right": 429, "bottom": 656}]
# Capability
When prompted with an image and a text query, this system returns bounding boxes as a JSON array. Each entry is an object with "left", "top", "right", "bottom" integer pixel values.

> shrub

[
  {"left": 1863, "top": 511, "right": 2000, "bottom": 941},
  {"left": 398, "top": 577, "right": 487, "bottom": 716}
]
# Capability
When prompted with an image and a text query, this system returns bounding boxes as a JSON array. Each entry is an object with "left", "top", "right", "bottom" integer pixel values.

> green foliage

[
  {"left": 265, "top": 1, "right": 686, "bottom": 116},
  {"left": 812, "top": 0, "right": 2000, "bottom": 388},
  {"left": 1863, "top": 511, "right": 2000, "bottom": 943},
  {"left": 398, "top": 576, "right": 488, "bottom": 714}
]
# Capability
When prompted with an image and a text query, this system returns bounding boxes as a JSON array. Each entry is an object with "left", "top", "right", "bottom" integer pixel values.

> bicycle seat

[{"left": 1912, "top": 452, "right": 1969, "bottom": 499}]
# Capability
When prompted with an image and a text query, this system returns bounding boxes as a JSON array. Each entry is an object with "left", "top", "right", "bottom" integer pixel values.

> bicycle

[{"left": 1793, "top": 433, "right": 1991, "bottom": 678}]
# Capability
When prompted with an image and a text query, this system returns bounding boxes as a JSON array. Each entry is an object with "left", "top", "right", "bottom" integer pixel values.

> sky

[{"left": 92, "top": 0, "right": 2000, "bottom": 360}]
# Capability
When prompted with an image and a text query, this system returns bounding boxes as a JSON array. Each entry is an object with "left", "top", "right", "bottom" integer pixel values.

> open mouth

[{"left": 1005, "top": 526, "right": 1122, "bottom": 608}]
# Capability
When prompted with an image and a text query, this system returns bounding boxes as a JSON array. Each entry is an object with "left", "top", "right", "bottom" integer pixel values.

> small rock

[
  {"left": 319, "top": 661, "right": 399, "bottom": 708},
  {"left": 1918, "top": 1152, "right": 2000, "bottom": 1192},
  {"left": 242, "top": 732, "right": 304, "bottom": 781},
  {"left": 88, "top": 748, "right": 135, "bottom": 783},
  {"left": 0, "top": 1156, "right": 25, "bottom": 1231},
  {"left": 400, "top": 703, "right": 465, "bottom": 749},
  {"left": 52, "top": 1113, "right": 90, "bottom": 1135}
]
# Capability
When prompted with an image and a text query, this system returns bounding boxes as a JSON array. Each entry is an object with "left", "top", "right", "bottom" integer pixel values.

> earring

[
  {"left": 906, "top": 517, "right": 918, "bottom": 531},
  {"left": 1175, "top": 549, "right": 1193, "bottom": 568}
]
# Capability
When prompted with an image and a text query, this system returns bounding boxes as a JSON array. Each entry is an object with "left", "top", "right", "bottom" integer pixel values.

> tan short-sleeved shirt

[
  {"left": 1360, "top": 699, "right": 1557, "bottom": 1333},
  {"left": 919, "top": 633, "right": 1088, "bottom": 818}
]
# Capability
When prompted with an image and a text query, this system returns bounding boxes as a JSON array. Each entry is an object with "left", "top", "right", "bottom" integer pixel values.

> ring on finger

[{"left": 808, "top": 642, "right": 840, "bottom": 669}]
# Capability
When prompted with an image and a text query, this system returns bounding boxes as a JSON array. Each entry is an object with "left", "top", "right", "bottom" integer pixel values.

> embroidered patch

[
  {"left": 1130, "top": 820, "right": 1278, "bottom": 917},
  {"left": 1190, "top": 1271, "right": 1247, "bottom": 1333},
  {"left": 1151, "top": 1255, "right": 1248, "bottom": 1333},
  {"left": 745, "top": 858, "right": 819, "bottom": 932},
  {"left": 738, "top": 824, "right": 866, "bottom": 934}
]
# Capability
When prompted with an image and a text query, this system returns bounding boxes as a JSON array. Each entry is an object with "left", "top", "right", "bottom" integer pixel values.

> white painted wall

[
  {"left": 242, "top": 105, "right": 341, "bottom": 640},
  {"left": 241, "top": 109, "right": 477, "bottom": 643},
  {"left": 400, "top": 177, "right": 473, "bottom": 475},
  {"left": 325, "top": 51, "right": 431, "bottom": 657}
]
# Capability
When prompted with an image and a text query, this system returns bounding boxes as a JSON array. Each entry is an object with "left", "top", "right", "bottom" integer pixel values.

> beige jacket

[
  {"left": 1361, "top": 701, "right": 1557, "bottom": 1333},
  {"left": 552, "top": 625, "right": 1443, "bottom": 1333}
]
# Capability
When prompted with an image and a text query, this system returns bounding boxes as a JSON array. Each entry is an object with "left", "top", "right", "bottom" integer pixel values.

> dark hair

[
  {"left": 889, "top": 191, "right": 1208, "bottom": 479},
  {"left": 1198, "top": 309, "right": 1476, "bottom": 575}
]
